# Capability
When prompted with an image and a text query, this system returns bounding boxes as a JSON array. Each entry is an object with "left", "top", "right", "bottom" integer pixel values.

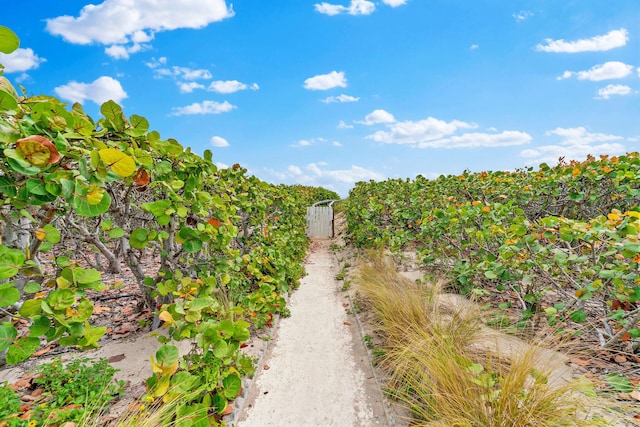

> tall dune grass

[{"left": 357, "top": 251, "right": 595, "bottom": 427}]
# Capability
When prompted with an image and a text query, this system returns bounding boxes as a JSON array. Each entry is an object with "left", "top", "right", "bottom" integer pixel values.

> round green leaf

[
  {"left": 6, "top": 337, "right": 40, "bottom": 364},
  {"left": 0, "top": 26, "right": 19, "bottom": 54},
  {"left": 0, "top": 246, "right": 25, "bottom": 279},
  {"left": 0, "top": 325, "right": 17, "bottom": 351},
  {"left": 0, "top": 285, "right": 19, "bottom": 307}
]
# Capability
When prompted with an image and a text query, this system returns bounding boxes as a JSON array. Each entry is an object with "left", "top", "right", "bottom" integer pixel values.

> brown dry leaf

[
  {"left": 342, "top": 303, "right": 349, "bottom": 307},
  {"left": 614, "top": 354, "right": 628, "bottom": 364},
  {"left": 33, "top": 346, "right": 53, "bottom": 357},
  {"left": 343, "top": 321, "right": 351, "bottom": 326},
  {"left": 108, "top": 354, "right": 126, "bottom": 363},
  {"left": 31, "top": 388, "right": 45, "bottom": 397},
  {"left": 222, "top": 404, "right": 233, "bottom": 415},
  {"left": 263, "top": 365, "right": 270, "bottom": 370},
  {"left": 62, "top": 422, "right": 77, "bottom": 427},
  {"left": 569, "top": 357, "right": 590, "bottom": 367},
  {"left": 14, "top": 379, "right": 31, "bottom": 389},
  {"left": 93, "top": 305, "right": 111, "bottom": 314},
  {"left": 631, "top": 389, "right": 640, "bottom": 402}
]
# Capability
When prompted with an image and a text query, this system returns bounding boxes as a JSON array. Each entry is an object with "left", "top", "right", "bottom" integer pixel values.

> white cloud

[
  {"left": 208, "top": 80, "right": 259, "bottom": 94},
  {"left": 291, "top": 137, "right": 328, "bottom": 148},
  {"left": 546, "top": 127, "right": 623, "bottom": 145},
  {"left": 536, "top": 28, "right": 628, "bottom": 53},
  {"left": 416, "top": 131, "right": 532, "bottom": 149},
  {"left": 46, "top": 0, "right": 234, "bottom": 58},
  {"left": 595, "top": 84, "right": 633, "bottom": 100},
  {"left": 381, "top": 0, "right": 407, "bottom": 6},
  {"left": 171, "top": 100, "right": 236, "bottom": 116},
  {"left": 54, "top": 76, "right": 127, "bottom": 105},
  {"left": 293, "top": 139, "right": 314, "bottom": 147},
  {"left": 522, "top": 127, "right": 626, "bottom": 165},
  {"left": 304, "top": 71, "right": 347, "bottom": 90},
  {"left": 332, "top": 141, "right": 343, "bottom": 147},
  {"left": 178, "top": 82, "right": 205, "bottom": 93},
  {"left": 0, "top": 48, "right": 46, "bottom": 73},
  {"left": 359, "top": 109, "right": 396, "bottom": 125},
  {"left": 306, "top": 163, "right": 384, "bottom": 184},
  {"left": 314, "top": 0, "right": 375, "bottom": 16},
  {"left": 104, "top": 42, "right": 149, "bottom": 59},
  {"left": 513, "top": 10, "right": 534, "bottom": 22},
  {"left": 154, "top": 66, "right": 212, "bottom": 80},
  {"left": 367, "top": 116, "right": 476, "bottom": 144},
  {"left": 216, "top": 162, "right": 229, "bottom": 169},
  {"left": 469, "top": 44, "right": 479, "bottom": 50},
  {"left": 337, "top": 120, "right": 354, "bottom": 129},
  {"left": 322, "top": 94, "right": 360, "bottom": 103},
  {"left": 288, "top": 165, "right": 302, "bottom": 176},
  {"left": 210, "top": 136, "right": 229, "bottom": 147},
  {"left": 558, "top": 61, "right": 633, "bottom": 81}
]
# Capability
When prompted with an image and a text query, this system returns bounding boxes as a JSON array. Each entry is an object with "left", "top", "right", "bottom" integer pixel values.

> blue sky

[{"left": 1, "top": 1, "right": 639, "bottom": 196}]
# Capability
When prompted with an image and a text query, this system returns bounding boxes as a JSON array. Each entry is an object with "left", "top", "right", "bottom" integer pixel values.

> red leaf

[{"left": 133, "top": 167, "right": 151, "bottom": 186}]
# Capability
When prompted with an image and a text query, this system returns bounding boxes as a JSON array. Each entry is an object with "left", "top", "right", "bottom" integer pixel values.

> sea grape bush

[
  {"left": 346, "top": 154, "right": 640, "bottom": 350},
  {"left": 0, "top": 27, "right": 339, "bottom": 424}
]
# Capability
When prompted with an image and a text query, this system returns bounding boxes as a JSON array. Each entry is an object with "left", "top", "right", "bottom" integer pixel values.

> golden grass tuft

[{"left": 357, "top": 250, "right": 596, "bottom": 427}]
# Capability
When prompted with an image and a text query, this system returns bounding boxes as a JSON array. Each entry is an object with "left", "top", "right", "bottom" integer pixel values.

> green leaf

[
  {"left": 182, "top": 239, "right": 203, "bottom": 253},
  {"left": 47, "top": 289, "right": 75, "bottom": 310},
  {"left": 156, "top": 344, "right": 179, "bottom": 366},
  {"left": 0, "top": 325, "right": 17, "bottom": 351},
  {"left": 19, "top": 299, "right": 42, "bottom": 317},
  {"left": 23, "top": 282, "right": 41, "bottom": 293},
  {"left": 100, "top": 100, "right": 126, "bottom": 131},
  {"left": 75, "top": 268, "right": 101, "bottom": 285},
  {"left": 484, "top": 270, "right": 497, "bottom": 279},
  {"left": 222, "top": 374, "right": 242, "bottom": 399},
  {"left": 0, "top": 246, "right": 26, "bottom": 279},
  {"left": 42, "top": 224, "right": 61, "bottom": 243},
  {"left": 108, "top": 227, "right": 125, "bottom": 239},
  {"left": 73, "top": 188, "right": 111, "bottom": 217},
  {"left": 606, "top": 373, "right": 633, "bottom": 393},
  {"left": 570, "top": 310, "right": 587, "bottom": 323},
  {"left": 0, "top": 285, "right": 20, "bottom": 307},
  {"left": 6, "top": 337, "right": 40, "bottom": 364},
  {"left": 130, "top": 228, "right": 149, "bottom": 249},
  {"left": 0, "top": 26, "right": 20, "bottom": 54},
  {"left": 76, "top": 322, "right": 106, "bottom": 349},
  {"left": 0, "top": 175, "right": 17, "bottom": 196},
  {"left": 0, "top": 90, "right": 18, "bottom": 112},
  {"left": 29, "top": 316, "right": 51, "bottom": 336}
]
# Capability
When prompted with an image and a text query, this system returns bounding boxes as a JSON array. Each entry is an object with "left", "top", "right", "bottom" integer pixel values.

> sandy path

[{"left": 238, "top": 239, "right": 387, "bottom": 427}]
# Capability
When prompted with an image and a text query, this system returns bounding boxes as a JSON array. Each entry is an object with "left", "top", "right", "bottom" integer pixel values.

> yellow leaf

[
  {"left": 158, "top": 311, "right": 175, "bottom": 327},
  {"left": 481, "top": 206, "right": 491, "bottom": 213},
  {"left": 35, "top": 228, "right": 46, "bottom": 241},
  {"left": 98, "top": 148, "right": 136, "bottom": 177},
  {"left": 150, "top": 355, "right": 178, "bottom": 377},
  {"left": 572, "top": 167, "right": 581, "bottom": 176},
  {"left": 608, "top": 212, "right": 621, "bottom": 222},
  {"left": 86, "top": 186, "right": 105, "bottom": 205},
  {"left": 150, "top": 372, "right": 172, "bottom": 397}
]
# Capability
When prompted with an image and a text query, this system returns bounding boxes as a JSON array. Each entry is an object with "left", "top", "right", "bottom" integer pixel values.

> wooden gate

[{"left": 306, "top": 200, "right": 337, "bottom": 238}]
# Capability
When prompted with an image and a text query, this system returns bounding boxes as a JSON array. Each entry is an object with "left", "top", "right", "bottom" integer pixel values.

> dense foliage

[
  {"left": 346, "top": 154, "right": 640, "bottom": 350},
  {"left": 0, "top": 26, "right": 339, "bottom": 425}
]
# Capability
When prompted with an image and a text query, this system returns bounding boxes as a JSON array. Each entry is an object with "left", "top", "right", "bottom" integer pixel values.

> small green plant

[
  {"left": 341, "top": 280, "right": 351, "bottom": 291},
  {"left": 335, "top": 270, "right": 346, "bottom": 281},
  {"left": 0, "top": 382, "right": 27, "bottom": 427},
  {"left": 363, "top": 334, "right": 373, "bottom": 349},
  {"left": 31, "top": 357, "right": 125, "bottom": 425}
]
